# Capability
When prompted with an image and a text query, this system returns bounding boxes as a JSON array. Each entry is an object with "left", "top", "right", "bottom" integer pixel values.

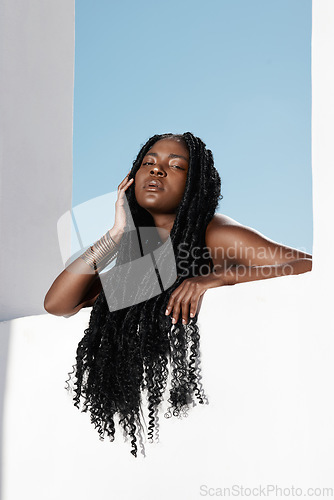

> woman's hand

[
  {"left": 164, "top": 272, "right": 229, "bottom": 325},
  {"left": 164, "top": 257, "right": 313, "bottom": 326},
  {"left": 113, "top": 171, "right": 134, "bottom": 234}
]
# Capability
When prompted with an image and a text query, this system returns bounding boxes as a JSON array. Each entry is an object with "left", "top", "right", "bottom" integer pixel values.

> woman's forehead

[{"left": 147, "top": 138, "right": 189, "bottom": 157}]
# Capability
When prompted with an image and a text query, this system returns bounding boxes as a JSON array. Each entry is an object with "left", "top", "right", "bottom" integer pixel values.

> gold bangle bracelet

[{"left": 80, "top": 232, "right": 119, "bottom": 271}]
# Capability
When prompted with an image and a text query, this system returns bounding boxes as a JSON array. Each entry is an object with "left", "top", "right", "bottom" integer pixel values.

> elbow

[
  {"left": 303, "top": 257, "right": 312, "bottom": 273},
  {"left": 44, "top": 296, "right": 69, "bottom": 317},
  {"left": 44, "top": 296, "right": 79, "bottom": 318},
  {"left": 43, "top": 297, "right": 60, "bottom": 316},
  {"left": 43, "top": 294, "right": 52, "bottom": 314},
  {"left": 285, "top": 258, "right": 312, "bottom": 276}
]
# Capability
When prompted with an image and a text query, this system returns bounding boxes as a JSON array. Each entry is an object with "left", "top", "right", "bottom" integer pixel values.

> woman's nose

[{"left": 150, "top": 165, "right": 166, "bottom": 177}]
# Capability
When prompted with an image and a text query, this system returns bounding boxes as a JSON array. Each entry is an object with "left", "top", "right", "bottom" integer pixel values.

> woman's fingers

[
  {"left": 165, "top": 274, "right": 220, "bottom": 326},
  {"left": 165, "top": 281, "right": 201, "bottom": 325},
  {"left": 165, "top": 283, "right": 188, "bottom": 317},
  {"left": 113, "top": 171, "right": 134, "bottom": 232},
  {"left": 119, "top": 178, "right": 134, "bottom": 196},
  {"left": 116, "top": 174, "right": 134, "bottom": 206},
  {"left": 118, "top": 172, "right": 133, "bottom": 194},
  {"left": 118, "top": 170, "right": 132, "bottom": 187},
  {"left": 174, "top": 287, "right": 194, "bottom": 324},
  {"left": 188, "top": 291, "right": 203, "bottom": 320}
]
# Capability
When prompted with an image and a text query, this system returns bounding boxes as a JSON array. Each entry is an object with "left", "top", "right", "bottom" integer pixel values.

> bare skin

[
  {"left": 134, "top": 138, "right": 190, "bottom": 239},
  {"left": 165, "top": 213, "right": 312, "bottom": 325},
  {"left": 44, "top": 172, "right": 134, "bottom": 316},
  {"left": 44, "top": 137, "right": 312, "bottom": 321}
]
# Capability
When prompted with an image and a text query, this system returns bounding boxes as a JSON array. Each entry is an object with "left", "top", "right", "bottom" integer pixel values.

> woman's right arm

[
  {"left": 43, "top": 226, "right": 124, "bottom": 317},
  {"left": 44, "top": 172, "right": 134, "bottom": 317}
]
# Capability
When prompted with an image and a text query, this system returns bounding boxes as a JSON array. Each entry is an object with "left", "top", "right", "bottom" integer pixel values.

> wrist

[
  {"left": 212, "top": 264, "right": 238, "bottom": 286},
  {"left": 108, "top": 226, "right": 124, "bottom": 245},
  {"left": 80, "top": 229, "right": 120, "bottom": 272}
]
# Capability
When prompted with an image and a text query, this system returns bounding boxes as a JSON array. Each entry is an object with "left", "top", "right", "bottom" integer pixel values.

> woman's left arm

[{"left": 165, "top": 221, "right": 312, "bottom": 325}]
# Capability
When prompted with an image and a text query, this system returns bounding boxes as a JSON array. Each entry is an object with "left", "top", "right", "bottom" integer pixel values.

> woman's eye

[{"left": 142, "top": 162, "right": 184, "bottom": 170}]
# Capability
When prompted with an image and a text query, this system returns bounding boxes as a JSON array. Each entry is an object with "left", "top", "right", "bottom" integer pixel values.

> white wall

[
  {"left": 0, "top": 0, "right": 74, "bottom": 321},
  {"left": 1, "top": 1, "right": 334, "bottom": 499}
]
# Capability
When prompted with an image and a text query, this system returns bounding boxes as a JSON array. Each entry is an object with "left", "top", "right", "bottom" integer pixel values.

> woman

[{"left": 44, "top": 132, "right": 312, "bottom": 457}]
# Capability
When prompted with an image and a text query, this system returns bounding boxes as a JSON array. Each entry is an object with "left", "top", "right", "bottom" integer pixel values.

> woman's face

[{"left": 134, "top": 138, "right": 190, "bottom": 215}]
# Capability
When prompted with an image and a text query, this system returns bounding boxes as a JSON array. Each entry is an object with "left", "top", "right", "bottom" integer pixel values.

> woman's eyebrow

[
  {"left": 169, "top": 153, "right": 188, "bottom": 161},
  {"left": 145, "top": 152, "right": 188, "bottom": 161}
]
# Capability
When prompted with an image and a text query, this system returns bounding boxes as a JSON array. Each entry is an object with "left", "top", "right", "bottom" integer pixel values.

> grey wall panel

[{"left": 0, "top": 0, "right": 74, "bottom": 321}]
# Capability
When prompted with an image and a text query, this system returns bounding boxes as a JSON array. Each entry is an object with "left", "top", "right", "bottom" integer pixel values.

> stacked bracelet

[{"left": 80, "top": 231, "right": 119, "bottom": 272}]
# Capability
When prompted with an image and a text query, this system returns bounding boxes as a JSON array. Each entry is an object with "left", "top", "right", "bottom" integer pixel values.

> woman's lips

[
  {"left": 144, "top": 186, "right": 163, "bottom": 191},
  {"left": 143, "top": 180, "right": 164, "bottom": 190}
]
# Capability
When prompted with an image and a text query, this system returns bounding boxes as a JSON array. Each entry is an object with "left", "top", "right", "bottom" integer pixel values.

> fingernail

[
  {"left": 165, "top": 309, "right": 169, "bottom": 315},
  {"left": 190, "top": 313, "right": 195, "bottom": 318},
  {"left": 172, "top": 317, "right": 176, "bottom": 324},
  {"left": 182, "top": 319, "right": 186, "bottom": 325}
]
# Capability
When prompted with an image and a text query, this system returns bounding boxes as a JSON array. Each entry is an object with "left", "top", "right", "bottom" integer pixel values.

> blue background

[{"left": 73, "top": 0, "right": 312, "bottom": 253}]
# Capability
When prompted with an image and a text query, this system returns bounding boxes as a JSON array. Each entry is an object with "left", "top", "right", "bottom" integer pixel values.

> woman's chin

[
  {"left": 137, "top": 199, "right": 161, "bottom": 213},
  {"left": 136, "top": 196, "right": 179, "bottom": 216}
]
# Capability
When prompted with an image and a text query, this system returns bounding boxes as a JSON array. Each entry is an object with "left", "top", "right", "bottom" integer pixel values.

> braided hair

[{"left": 66, "top": 132, "right": 222, "bottom": 456}]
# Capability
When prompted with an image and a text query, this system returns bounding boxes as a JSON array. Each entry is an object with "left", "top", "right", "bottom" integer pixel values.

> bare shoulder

[
  {"left": 205, "top": 213, "right": 245, "bottom": 243},
  {"left": 205, "top": 213, "right": 273, "bottom": 251},
  {"left": 206, "top": 213, "right": 244, "bottom": 231},
  {"left": 205, "top": 213, "right": 312, "bottom": 267}
]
